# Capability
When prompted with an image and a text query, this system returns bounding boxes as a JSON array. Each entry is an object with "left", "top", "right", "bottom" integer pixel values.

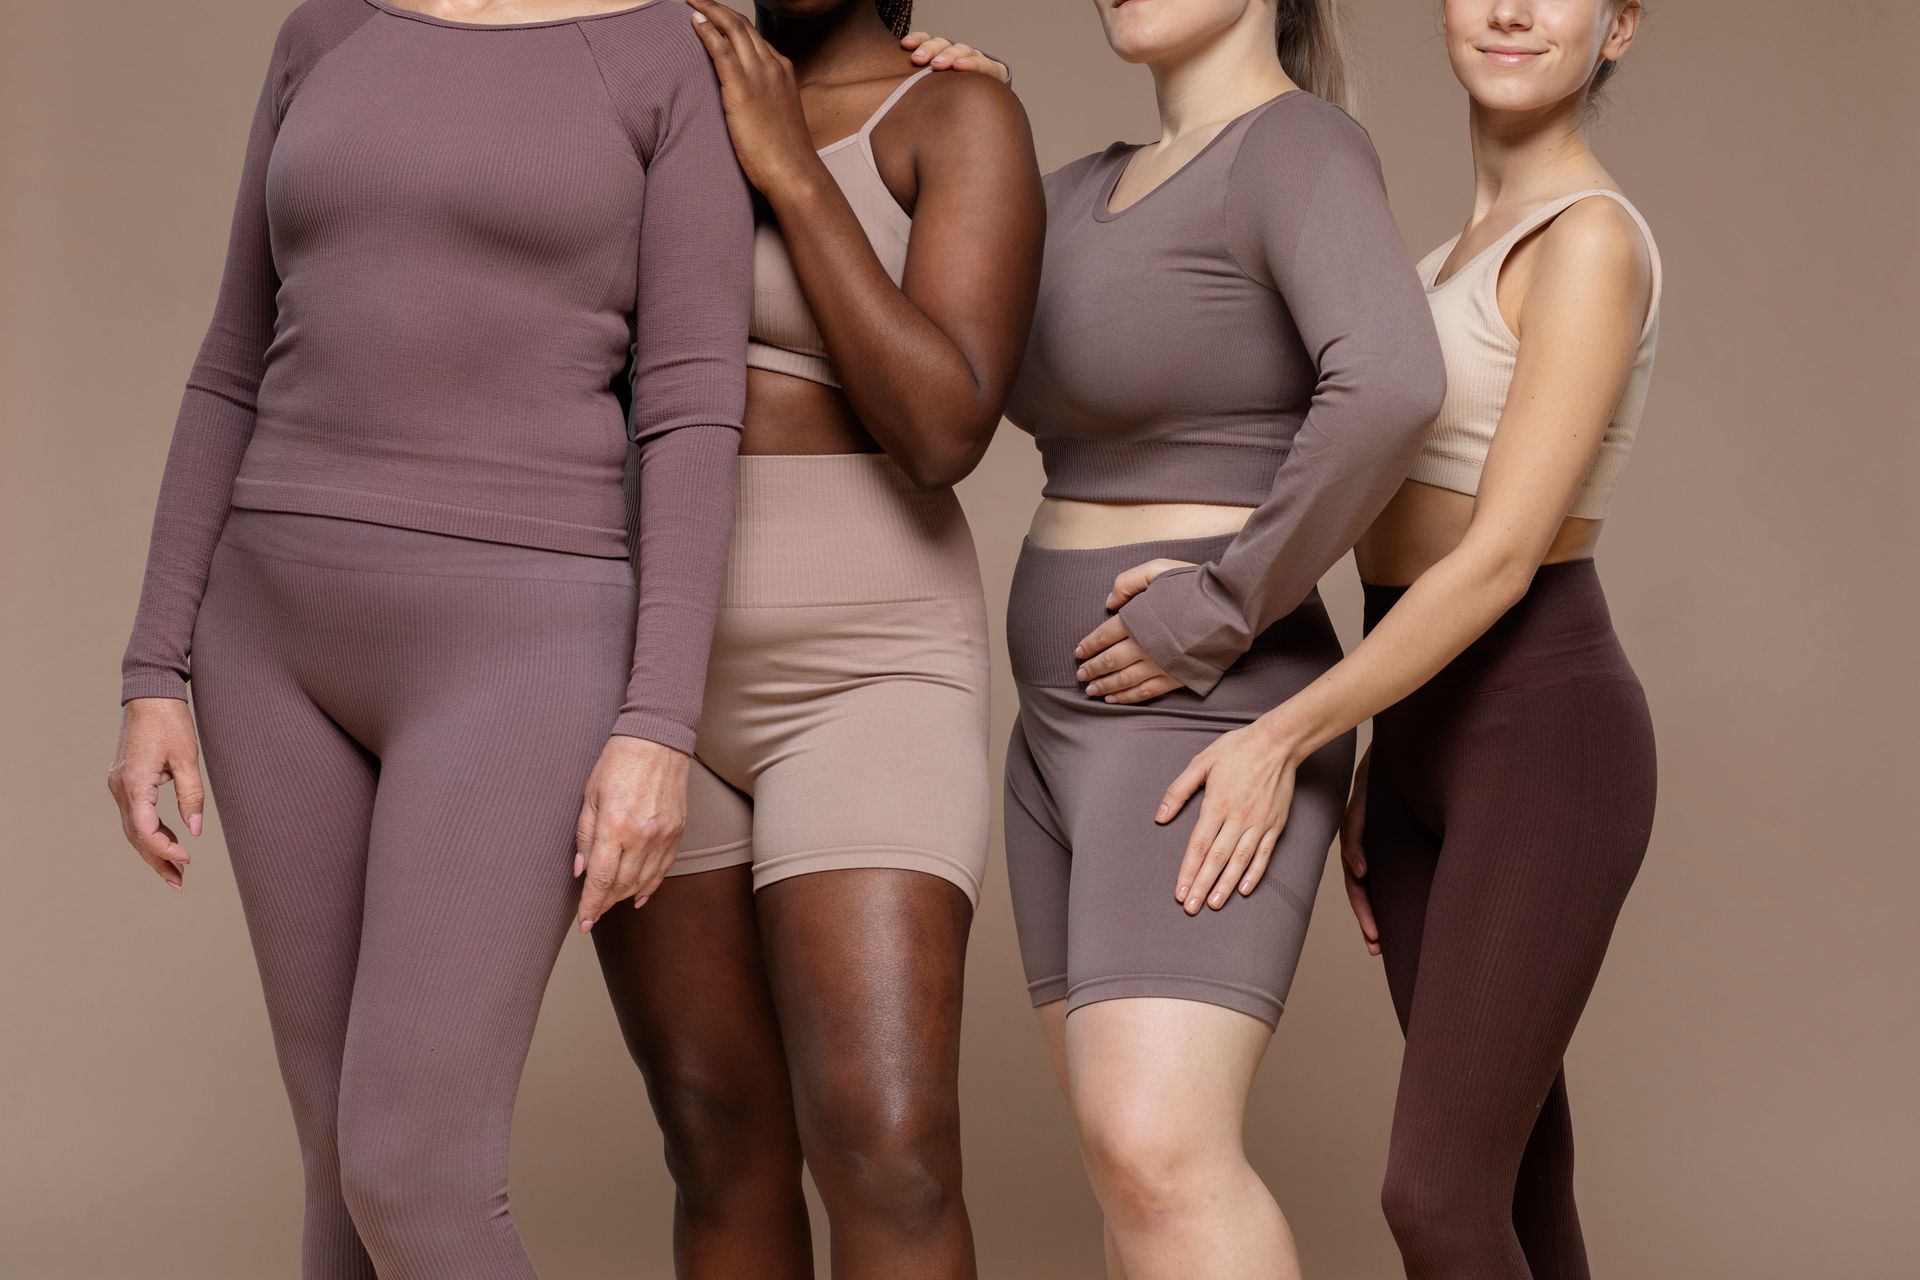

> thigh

[
  {"left": 1391, "top": 685, "right": 1655, "bottom": 1169},
  {"left": 756, "top": 868, "right": 973, "bottom": 1143},
  {"left": 1358, "top": 748, "right": 1443, "bottom": 1033},
  {"left": 1003, "top": 716, "right": 1073, "bottom": 1008},
  {"left": 339, "top": 595, "right": 628, "bottom": 1131},
  {"left": 191, "top": 542, "right": 377, "bottom": 1106},
  {"left": 1043, "top": 685, "right": 1352, "bottom": 1027},
  {"left": 1065, "top": 996, "right": 1271, "bottom": 1147},
  {"left": 744, "top": 599, "right": 992, "bottom": 904},
  {"left": 668, "top": 755, "right": 755, "bottom": 877},
  {"left": 592, "top": 863, "right": 799, "bottom": 1147}
]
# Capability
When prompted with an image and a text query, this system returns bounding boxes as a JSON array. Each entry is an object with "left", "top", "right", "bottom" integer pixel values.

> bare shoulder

[
  {"left": 1536, "top": 195, "right": 1653, "bottom": 294},
  {"left": 889, "top": 67, "right": 1033, "bottom": 150}
]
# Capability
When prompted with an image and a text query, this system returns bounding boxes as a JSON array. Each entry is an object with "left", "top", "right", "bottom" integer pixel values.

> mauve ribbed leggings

[
  {"left": 189, "top": 509, "right": 635, "bottom": 1280},
  {"left": 1362, "top": 560, "right": 1656, "bottom": 1280}
]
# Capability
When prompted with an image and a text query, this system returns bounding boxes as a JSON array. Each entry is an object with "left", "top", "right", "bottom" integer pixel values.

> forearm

[
  {"left": 614, "top": 424, "right": 740, "bottom": 753},
  {"left": 764, "top": 170, "right": 998, "bottom": 484},
  {"left": 1256, "top": 544, "right": 1532, "bottom": 765}
]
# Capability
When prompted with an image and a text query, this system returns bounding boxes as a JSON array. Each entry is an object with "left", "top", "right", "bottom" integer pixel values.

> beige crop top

[
  {"left": 1412, "top": 188, "right": 1662, "bottom": 520},
  {"left": 746, "top": 68, "right": 929, "bottom": 388}
]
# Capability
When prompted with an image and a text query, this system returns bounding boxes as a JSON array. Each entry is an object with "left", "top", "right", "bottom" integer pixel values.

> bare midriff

[
  {"left": 1355, "top": 479, "right": 1603, "bottom": 587},
  {"left": 741, "top": 368, "right": 881, "bottom": 456},
  {"left": 1025, "top": 497, "right": 1254, "bottom": 551}
]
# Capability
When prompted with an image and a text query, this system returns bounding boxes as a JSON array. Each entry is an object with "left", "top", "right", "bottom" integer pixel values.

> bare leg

[
  {"left": 1064, "top": 998, "right": 1295, "bottom": 1280},
  {"left": 758, "top": 868, "right": 977, "bottom": 1280},
  {"left": 593, "top": 866, "right": 813, "bottom": 1280}
]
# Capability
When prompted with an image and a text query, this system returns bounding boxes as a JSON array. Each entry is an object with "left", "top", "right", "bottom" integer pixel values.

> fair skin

[
  {"left": 927, "top": 6, "right": 1314, "bottom": 1278},
  {"left": 1150, "top": 0, "right": 1651, "bottom": 946}
]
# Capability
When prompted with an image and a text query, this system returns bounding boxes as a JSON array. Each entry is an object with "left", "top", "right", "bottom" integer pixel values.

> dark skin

[{"left": 594, "top": 4, "right": 1043, "bottom": 1278}]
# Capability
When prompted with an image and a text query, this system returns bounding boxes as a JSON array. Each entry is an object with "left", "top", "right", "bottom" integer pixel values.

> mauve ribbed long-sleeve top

[
  {"left": 120, "top": 0, "right": 752, "bottom": 753},
  {"left": 1006, "top": 92, "right": 1446, "bottom": 696}
]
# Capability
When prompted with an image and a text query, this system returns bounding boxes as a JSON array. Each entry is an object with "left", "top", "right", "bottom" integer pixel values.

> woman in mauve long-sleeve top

[
  {"left": 103, "top": 2, "right": 749, "bottom": 1276},
  {"left": 989, "top": 1, "right": 1443, "bottom": 1275}
]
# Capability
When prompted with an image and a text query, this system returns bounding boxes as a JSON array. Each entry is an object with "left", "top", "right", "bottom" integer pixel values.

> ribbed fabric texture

[
  {"left": 668, "top": 453, "right": 993, "bottom": 903},
  {"left": 120, "top": 0, "right": 753, "bottom": 751},
  {"left": 1360, "top": 560, "right": 1656, "bottom": 1280},
  {"left": 1005, "top": 92, "right": 1445, "bottom": 696},
  {"left": 721, "top": 452, "right": 980, "bottom": 607},
  {"left": 1002, "top": 536, "right": 1353, "bottom": 1026},
  {"left": 190, "top": 509, "right": 637, "bottom": 1280},
  {"left": 746, "top": 69, "right": 929, "bottom": 388},
  {"left": 1412, "top": 189, "right": 1662, "bottom": 520}
]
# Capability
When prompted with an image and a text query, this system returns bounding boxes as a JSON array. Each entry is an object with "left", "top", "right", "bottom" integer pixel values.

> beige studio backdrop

[{"left": 2, "top": 1, "right": 1915, "bottom": 1277}]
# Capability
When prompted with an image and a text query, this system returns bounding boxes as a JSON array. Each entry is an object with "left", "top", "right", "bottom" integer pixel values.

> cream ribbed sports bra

[
  {"left": 1411, "top": 189, "right": 1662, "bottom": 520},
  {"left": 746, "top": 69, "right": 930, "bottom": 388}
]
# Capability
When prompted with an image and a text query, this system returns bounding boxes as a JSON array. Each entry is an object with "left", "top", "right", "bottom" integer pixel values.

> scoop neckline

[
  {"left": 1092, "top": 90, "right": 1303, "bottom": 224},
  {"left": 363, "top": 0, "right": 666, "bottom": 30}
]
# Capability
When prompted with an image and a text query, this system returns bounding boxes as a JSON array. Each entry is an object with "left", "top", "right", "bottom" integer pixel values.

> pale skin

[
  {"left": 935, "top": 5, "right": 1333, "bottom": 1278},
  {"left": 1149, "top": 0, "right": 1653, "bottom": 950}
]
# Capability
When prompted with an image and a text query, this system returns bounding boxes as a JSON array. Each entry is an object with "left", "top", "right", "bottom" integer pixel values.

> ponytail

[{"left": 1276, "top": 0, "right": 1355, "bottom": 116}]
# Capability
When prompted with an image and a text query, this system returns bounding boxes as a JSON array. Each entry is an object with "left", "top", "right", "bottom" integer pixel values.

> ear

[{"left": 1603, "top": 0, "right": 1643, "bottom": 62}]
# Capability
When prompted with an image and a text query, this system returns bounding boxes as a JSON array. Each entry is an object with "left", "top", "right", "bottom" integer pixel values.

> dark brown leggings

[
  {"left": 1360, "top": 560, "right": 1656, "bottom": 1280},
  {"left": 592, "top": 866, "right": 976, "bottom": 1280}
]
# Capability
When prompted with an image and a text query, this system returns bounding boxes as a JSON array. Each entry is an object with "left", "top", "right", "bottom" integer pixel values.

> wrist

[
  {"left": 1248, "top": 702, "right": 1321, "bottom": 769},
  {"left": 760, "top": 155, "right": 835, "bottom": 210}
]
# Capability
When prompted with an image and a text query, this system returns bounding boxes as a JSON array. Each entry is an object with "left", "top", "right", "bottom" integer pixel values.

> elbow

[{"left": 890, "top": 411, "right": 997, "bottom": 490}]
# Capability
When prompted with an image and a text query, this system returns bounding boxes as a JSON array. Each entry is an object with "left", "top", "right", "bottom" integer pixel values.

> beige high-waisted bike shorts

[{"left": 668, "top": 453, "right": 992, "bottom": 905}]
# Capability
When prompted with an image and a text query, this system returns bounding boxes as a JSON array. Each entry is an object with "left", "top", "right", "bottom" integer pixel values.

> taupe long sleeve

[
  {"left": 1006, "top": 93, "right": 1444, "bottom": 696},
  {"left": 120, "top": 0, "right": 752, "bottom": 752}
]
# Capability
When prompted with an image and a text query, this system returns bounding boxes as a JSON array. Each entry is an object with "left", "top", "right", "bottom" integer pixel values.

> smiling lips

[{"left": 1479, "top": 46, "right": 1546, "bottom": 67}]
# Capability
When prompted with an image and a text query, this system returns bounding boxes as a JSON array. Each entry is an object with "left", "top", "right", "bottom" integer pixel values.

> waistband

[
  {"left": 218, "top": 508, "right": 635, "bottom": 586},
  {"left": 1364, "top": 559, "right": 1633, "bottom": 695},
  {"left": 1008, "top": 534, "right": 1336, "bottom": 688},
  {"left": 723, "top": 453, "right": 982, "bottom": 608}
]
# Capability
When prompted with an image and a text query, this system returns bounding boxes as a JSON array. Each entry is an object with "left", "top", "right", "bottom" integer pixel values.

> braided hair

[{"left": 876, "top": 0, "right": 913, "bottom": 39}]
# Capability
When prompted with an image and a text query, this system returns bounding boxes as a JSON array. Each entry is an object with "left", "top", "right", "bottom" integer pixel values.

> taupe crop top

[
  {"left": 746, "top": 68, "right": 929, "bottom": 388},
  {"left": 1004, "top": 92, "right": 1445, "bottom": 696},
  {"left": 1412, "top": 188, "right": 1662, "bottom": 520}
]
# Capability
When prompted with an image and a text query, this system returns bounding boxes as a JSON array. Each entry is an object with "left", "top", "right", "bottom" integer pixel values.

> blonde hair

[{"left": 1276, "top": 0, "right": 1354, "bottom": 114}]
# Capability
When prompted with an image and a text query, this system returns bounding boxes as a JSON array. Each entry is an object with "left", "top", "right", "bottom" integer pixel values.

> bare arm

[
  {"left": 1156, "top": 197, "right": 1654, "bottom": 916},
  {"left": 1255, "top": 196, "right": 1654, "bottom": 764},
  {"left": 689, "top": 0, "right": 1044, "bottom": 487}
]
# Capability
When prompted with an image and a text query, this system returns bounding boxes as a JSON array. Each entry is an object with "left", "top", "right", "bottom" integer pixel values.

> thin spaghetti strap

[{"left": 858, "top": 67, "right": 935, "bottom": 138}]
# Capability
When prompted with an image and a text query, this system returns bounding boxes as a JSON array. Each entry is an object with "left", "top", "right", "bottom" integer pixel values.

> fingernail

[
  {"left": 189, "top": 815, "right": 202, "bottom": 837},
  {"left": 1240, "top": 880, "right": 1254, "bottom": 895},
  {"left": 1157, "top": 804, "right": 1170, "bottom": 819},
  {"left": 573, "top": 853, "right": 585, "bottom": 877},
  {"left": 1210, "top": 893, "right": 1224, "bottom": 908},
  {"left": 1176, "top": 882, "right": 1188, "bottom": 896},
  {"left": 1075, "top": 667, "right": 1088, "bottom": 680},
  {"left": 1073, "top": 645, "right": 1086, "bottom": 659},
  {"left": 692, "top": 11, "right": 707, "bottom": 22},
  {"left": 635, "top": 896, "right": 649, "bottom": 909},
  {"left": 169, "top": 881, "right": 183, "bottom": 893},
  {"left": 580, "top": 917, "right": 595, "bottom": 933},
  {"left": 1186, "top": 896, "right": 1201, "bottom": 912}
]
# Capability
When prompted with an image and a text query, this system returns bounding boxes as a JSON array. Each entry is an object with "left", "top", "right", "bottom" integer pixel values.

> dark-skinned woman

[{"left": 589, "top": 3, "right": 1043, "bottom": 1278}]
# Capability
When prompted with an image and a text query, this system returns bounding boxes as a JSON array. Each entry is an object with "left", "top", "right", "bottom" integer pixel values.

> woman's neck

[
  {"left": 1145, "top": 12, "right": 1296, "bottom": 146},
  {"left": 1465, "top": 94, "right": 1611, "bottom": 218},
  {"left": 758, "top": 3, "right": 899, "bottom": 83}
]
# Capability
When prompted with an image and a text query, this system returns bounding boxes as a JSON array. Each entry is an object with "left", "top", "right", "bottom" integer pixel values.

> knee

[
  {"left": 651, "top": 1068, "right": 802, "bottom": 1210},
  {"left": 1075, "top": 1105, "right": 1213, "bottom": 1235},
  {"left": 1380, "top": 1148, "right": 1507, "bottom": 1274},
  {"left": 337, "top": 1125, "right": 478, "bottom": 1249},
  {"left": 804, "top": 1094, "right": 963, "bottom": 1231}
]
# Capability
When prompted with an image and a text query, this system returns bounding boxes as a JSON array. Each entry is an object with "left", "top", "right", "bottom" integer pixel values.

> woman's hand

[
  {"left": 574, "top": 736, "right": 691, "bottom": 933},
  {"left": 1156, "top": 717, "right": 1299, "bottom": 915},
  {"left": 107, "top": 698, "right": 205, "bottom": 892},
  {"left": 901, "top": 31, "right": 1012, "bottom": 82},
  {"left": 1072, "top": 558, "right": 1193, "bottom": 703},
  {"left": 1341, "top": 747, "right": 1381, "bottom": 956},
  {"left": 687, "top": 0, "right": 827, "bottom": 197}
]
